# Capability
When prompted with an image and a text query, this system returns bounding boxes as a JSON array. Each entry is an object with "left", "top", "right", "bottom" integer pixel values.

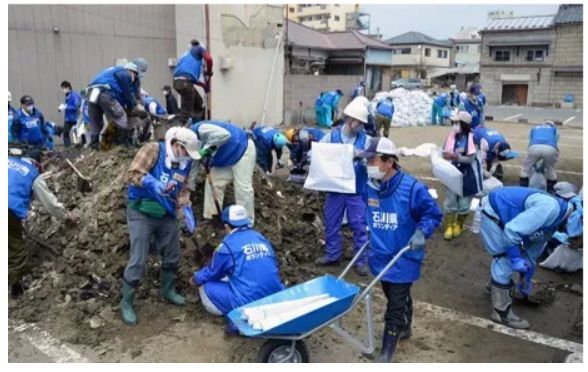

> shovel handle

[
  {"left": 66, "top": 159, "right": 89, "bottom": 181},
  {"left": 204, "top": 166, "right": 223, "bottom": 219}
]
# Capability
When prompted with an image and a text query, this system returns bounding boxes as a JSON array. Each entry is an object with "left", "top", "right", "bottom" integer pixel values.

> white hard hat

[
  {"left": 343, "top": 96, "right": 369, "bottom": 123},
  {"left": 165, "top": 126, "right": 201, "bottom": 160},
  {"left": 8, "top": 91, "right": 12, "bottom": 102},
  {"left": 450, "top": 84, "right": 457, "bottom": 90},
  {"left": 450, "top": 111, "right": 473, "bottom": 124}
]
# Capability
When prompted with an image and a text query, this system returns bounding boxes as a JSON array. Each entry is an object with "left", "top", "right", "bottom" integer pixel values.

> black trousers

[
  {"left": 173, "top": 79, "right": 204, "bottom": 124},
  {"left": 63, "top": 121, "right": 76, "bottom": 147},
  {"left": 381, "top": 281, "right": 413, "bottom": 334}
]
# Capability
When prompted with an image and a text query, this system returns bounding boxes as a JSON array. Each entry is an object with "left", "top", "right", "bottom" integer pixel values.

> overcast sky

[{"left": 361, "top": 4, "right": 560, "bottom": 40}]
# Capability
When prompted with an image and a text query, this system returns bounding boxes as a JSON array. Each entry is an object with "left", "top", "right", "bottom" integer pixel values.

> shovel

[
  {"left": 204, "top": 163, "right": 224, "bottom": 228},
  {"left": 66, "top": 159, "right": 92, "bottom": 192}
]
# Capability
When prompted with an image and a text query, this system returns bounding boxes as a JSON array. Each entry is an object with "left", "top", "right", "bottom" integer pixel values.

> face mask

[
  {"left": 162, "top": 90, "right": 169, "bottom": 96},
  {"left": 63, "top": 89, "right": 69, "bottom": 94},
  {"left": 452, "top": 124, "right": 461, "bottom": 133},
  {"left": 350, "top": 122, "right": 363, "bottom": 135},
  {"left": 25, "top": 105, "right": 34, "bottom": 113},
  {"left": 367, "top": 165, "right": 386, "bottom": 180}
]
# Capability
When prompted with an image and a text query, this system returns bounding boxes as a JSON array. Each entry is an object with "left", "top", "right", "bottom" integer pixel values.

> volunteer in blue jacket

[
  {"left": 448, "top": 85, "right": 460, "bottom": 109},
  {"left": 141, "top": 91, "right": 167, "bottom": 117},
  {"left": 121, "top": 127, "right": 201, "bottom": 325},
  {"left": 479, "top": 186, "right": 575, "bottom": 329},
  {"left": 11, "top": 95, "right": 48, "bottom": 148},
  {"left": 431, "top": 92, "right": 449, "bottom": 126},
  {"left": 9, "top": 150, "right": 76, "bottom": 298},
  {"left": 519, "top": 121, "right": 560, "bottom": 194},
  {"left": 360, "top": 137, "right": 442, "bottom": 362},
  {"left": 87, "top": 62, "right": 139, "bottom": 149},
  {"left": 173, "top": 39, "right": 207, "bottom": 124},
  {"left": 191, "top": 205, "right": 284, "bottom": 332},
  {"left": 252, "top": 125, "right": 289, "bottom": 175},
  {"left": 285, "top": 127, "right": 325, "bottom": 170},
  {"left": 8, "top": 91, "right": 17, "bottom": 143},
  {"left": 442, "top": 111, "right": 483, "bottom": 240},
  {"left": 352, "top": 81, "right": 365, "bottom": 99},
  {"left": 463, "top": 84, "right": 484, "bottom": 129},
  {"left": 374, "top": 95, "right": 394, "bottom": 138},
  {"left": 473, "top": 127, "right": 517, "bottom": 179},
  {"left": 189, "top": 120, "right": 257, "bottom": 223},
  {"left": 58, "top": 81, "right": 81, "bottom": 147},
  {"left": 316, "top": 89, "right": 344, "bottom": 128},
  {"left": 314, "top": 97, "right": 372, "bottom": 277}
]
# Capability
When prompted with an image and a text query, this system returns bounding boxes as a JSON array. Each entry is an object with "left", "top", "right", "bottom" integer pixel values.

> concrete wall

[
  {"left": 454, "top": 42, "right": 481, "bottom": 65},
  {"left": 551, "top": 23, "right": 583, "bottom": 106},
  {"left": 176, "top": 4, "right": 284, "bottom": 126},
  {"left": 480, "top": 66, "right": 553, "bottom": 106},
  {"left": 283, "top": 74, "right": 362, "bottom": 126},
  {"left": 8, "top": 4, "right": 177, "bottom": 124}
]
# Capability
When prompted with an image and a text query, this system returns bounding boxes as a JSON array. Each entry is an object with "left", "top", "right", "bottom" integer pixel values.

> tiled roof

[
  {"left": 287, "top": 20, "right": 392, "bottom": 50},
  {"left": 554, "top": 4, "right": 583, "bottom": 24},
  {"left": 384, "top": 31, "right": 453, "bottom": 48},
  {"left": 481, "top": 15, "right": 555, "bottom": 32}
]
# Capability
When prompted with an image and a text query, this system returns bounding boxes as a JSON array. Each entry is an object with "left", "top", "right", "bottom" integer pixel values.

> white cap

[
  {"left": 554, "top": 182, "right": 578, "bottom": 199},
  {"left": 165, "top": 126, "right": 201, "bottom": 160},
  {"left": 359, "top": 137, "right": 397, "bottom": 158},
  {"left": 343, "top": 96, "right": 369, "bottom": 123},
  {"left": 222, "top": 205, "right": 250, "bottom": 227},
  {"left": 124, "top": 62, "right": 139, "bottom": 73},
  {"left": 450, "top": 111, "right": 472, "bottom": 124}
]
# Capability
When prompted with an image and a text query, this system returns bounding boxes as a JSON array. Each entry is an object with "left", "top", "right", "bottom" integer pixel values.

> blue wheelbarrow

[{"left": 228, "top": 243, "right": 411, "bottom": 363}]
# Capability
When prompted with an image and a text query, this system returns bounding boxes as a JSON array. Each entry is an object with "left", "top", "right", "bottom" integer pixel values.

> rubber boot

[
  {"left": 453, "top": 214, "right": 467, "bottom": 238},
  {"left": 490, "top": 282, "right": 530, "bottom": 329},
  {"left": 443, "top": 213, "right": 455, "bottom": 240},
  {"left": 161, "top": 269, "right": 185, "bottom": 306},
  {"left": 546, "top": 179, "right": 557, "bottom": 195},
  {"left": 519, "top": 177, "right": 529, "bottom": 187},
  {"left": 90, "top": 134, "right": 100, "bottom": 150},
  {"left": 377, "top": 329, "right": 399, "bottom": 363},
  {"left": 115, "top": 127, "right": 130, "bottom": 147},
  {"left": 120, "top": 280, "right": 138, "bottom": 325}
]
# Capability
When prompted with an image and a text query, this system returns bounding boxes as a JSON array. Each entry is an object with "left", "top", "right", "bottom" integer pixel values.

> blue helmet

[
  {"left": 272, "top": 133, "right": 288, "bottom": 148},
  {"left": 221, "top": 205, "right": 251, "bottom": 228}
]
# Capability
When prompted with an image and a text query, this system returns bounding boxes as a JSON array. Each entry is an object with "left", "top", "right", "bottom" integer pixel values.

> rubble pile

[{"left": 12, "top": 146, "right": 326, "bottom": 341}]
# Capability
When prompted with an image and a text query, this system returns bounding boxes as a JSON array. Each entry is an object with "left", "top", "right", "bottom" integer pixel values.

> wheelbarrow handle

[{"left": 338, "top": 241, "right": 370, "bottom": 280}]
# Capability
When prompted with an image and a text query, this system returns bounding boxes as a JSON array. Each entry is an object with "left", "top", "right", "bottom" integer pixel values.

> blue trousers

[
  {"left": 480, "top": 213, "right": 547, "bottom": 285},
  {"left": 324, "top": 193, "right": 368, "bottom": 266},
  {"left": 431, "top": 103, "right": 444, "bottom": 125}
]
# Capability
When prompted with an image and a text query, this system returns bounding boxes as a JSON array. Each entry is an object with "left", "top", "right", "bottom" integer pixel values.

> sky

[{"left": 360, "top": 4, "right": 560, "bottom": 40}]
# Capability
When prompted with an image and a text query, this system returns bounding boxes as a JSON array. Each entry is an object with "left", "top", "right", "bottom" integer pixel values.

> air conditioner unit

[
  {"left": 168, "top": 58, "right": 176, "bottom": 68},
  {"left": 220, "top": 57, "right": 233, "bottom": 71}
]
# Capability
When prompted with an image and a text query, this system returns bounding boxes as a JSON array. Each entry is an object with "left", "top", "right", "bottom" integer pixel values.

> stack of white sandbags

[
  {"left": 241, "top": 294, "right": 338, "bottom": 331},
  {"left": 371, "top": 88, "right": 433, "bottom": 127}
]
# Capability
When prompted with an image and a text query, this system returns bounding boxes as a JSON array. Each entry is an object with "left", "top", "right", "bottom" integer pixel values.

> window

[
  {"left": 437, "top": 49, "right": 443, "bottom": 58},
  {"left": 443, "top": 50, "right": 448, "bottom": 58},
  {"left": 525, "top": 50, "right": 544, "bottom": 62},
  {"left": 494, "top": 50, "right": 510, "bottom": 62},
  {"left": 320, "top": 4, "right": 326, "bottom": 10},
  {"left": 401, "top": 48, "right": 411, "bottom": 54},
  {"left": 425, "top": 48, "right": 431, "bottom": 57},
  {"left": 289, "top": 7, "right": 295, "bottom": 13},
  {"left": 334, "top": 15, "right": 340, "bottom": 21}
]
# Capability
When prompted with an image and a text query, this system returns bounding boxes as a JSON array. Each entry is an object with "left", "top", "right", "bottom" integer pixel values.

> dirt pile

[{"left": 11, "top": 146, "right": 327, "bottom": 345}]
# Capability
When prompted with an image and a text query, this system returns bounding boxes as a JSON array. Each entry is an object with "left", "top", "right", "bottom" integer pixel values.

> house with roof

[
  {"left": 286, "top": 19, "right": 394, "bottom": 91},
  {"left": 479, "top": 4, "right": 582, "bottom": 107},
  {"left": 383, "top": 31, "right": 454, "bottom": 81}
]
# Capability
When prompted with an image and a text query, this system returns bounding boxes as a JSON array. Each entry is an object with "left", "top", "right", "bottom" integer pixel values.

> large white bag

[
  {"left": 304, "top": 142, "right": 356, "bottom": 194},
  {"left": 431, "top": 149, "right": 463, "bottom": 196},
  {"left": 540, "top": 244, "right": 583, "bottom": 272},
  {"left": 483, "top": 176, "right": 503, "bottom": 193}
]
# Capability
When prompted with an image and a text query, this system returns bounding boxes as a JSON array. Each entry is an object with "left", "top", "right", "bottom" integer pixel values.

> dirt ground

[{"left": 8, "top": 121, "right": 583, "bottom": 363}]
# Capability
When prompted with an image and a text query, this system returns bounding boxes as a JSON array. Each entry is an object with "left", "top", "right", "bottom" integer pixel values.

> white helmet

[
  {"left": 165, "top": 126, "right": 201, "bottom": 160},
  {"left": 343, "top": 96, "right": 369, "bottom": 124},
  {"left": 8, "top": 91, "right": 12, "bottom": 103}
]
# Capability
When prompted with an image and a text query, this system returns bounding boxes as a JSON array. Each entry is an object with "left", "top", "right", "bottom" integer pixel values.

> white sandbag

[
  {"left": 304, "top": 142, "right": 356, "bottom": 194},
  {"left": 242, "top": 294, "right": 330, "bottom": 323},
  {"left": 250, "top": 296, "right": 338, "bottom": 331},
  {"left": 397, "top": 143, "right": 438, "bottom": 158},
  {"left": 529, "top": 171, "right": 546, "bottom": 191},
  {"left": 540, "top": 244, "right": 583, "bottom": 272},
  {"left": 483, "top": 177, "right": 503, "bottom": 193},
  {"left": 431, "top": 149, "right": 463, "bottom": 196}
]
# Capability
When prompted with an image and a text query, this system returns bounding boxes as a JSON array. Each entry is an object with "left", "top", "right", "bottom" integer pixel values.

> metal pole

[{"left": 261, "top": 30, "right": 282, "bottom": 126}]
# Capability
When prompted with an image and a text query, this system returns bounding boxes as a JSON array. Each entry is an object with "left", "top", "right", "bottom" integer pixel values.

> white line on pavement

[
  {"left": 563, "top": 116, "right": 576, "bottom": 125},
  {"left": 10, "top": 321, "right": 90, "bottom": 363},
  {"left": 501, "top": 114, "right": 523, "bottom": 121},
  {"left": 361, "top": 285, "right": 583, "bottom": 362},
  {"left": 508, "top": 139, "right": 583, "bottom": 148},
  {"left": 501, "top": 164, "right": 583, "bottom": 176}
]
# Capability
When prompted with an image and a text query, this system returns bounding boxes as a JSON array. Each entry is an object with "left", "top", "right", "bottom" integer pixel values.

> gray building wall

[
  {"left": 551, "top": 23, "right": 583, "bottom": 107},
  {"left": 283, "top": 74, "right": 362, "bottom": 126},
  {"left": 8, "top": 4, "right": 177, "bottom": 125},
  {"left": 480, "top": 29, "right": 556, "bottom": 106}
]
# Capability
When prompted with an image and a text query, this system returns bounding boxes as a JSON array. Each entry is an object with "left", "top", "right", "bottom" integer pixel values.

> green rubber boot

[
  {"left": 161, "top": 270, "right": 185, "bottom": 306},
  {"left": 120, "top": 280, "right": 138, "bottom": 325}
]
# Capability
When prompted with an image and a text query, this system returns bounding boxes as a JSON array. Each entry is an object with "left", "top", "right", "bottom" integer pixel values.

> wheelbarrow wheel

[{"left": 257, "top": 339, "right": 309, "bottom": 363}]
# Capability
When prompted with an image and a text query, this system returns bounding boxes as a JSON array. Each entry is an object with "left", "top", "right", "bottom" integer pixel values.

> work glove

[
  {"left": 198, "top": 146, "right": 213, "bottom": 159},
  {"left": 483, "top": 169, "right": 492, "bottom": 179},
  {"left": 182, "top": 205, "right": 196, "bottom": 234},
  {"left": 504, "top": 245, "right": 530, "bottom": 273},
  {"left": 516, "top": 263, "right": 535, "bottom": 297},
  {"left": 58, "top": 103, "right": 67, "bottom": 112},
  {"left": 409, "top": 229, "right": 426, "bottom": 250}
]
